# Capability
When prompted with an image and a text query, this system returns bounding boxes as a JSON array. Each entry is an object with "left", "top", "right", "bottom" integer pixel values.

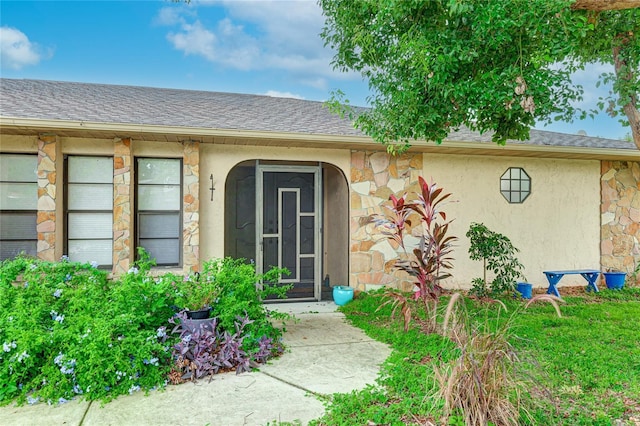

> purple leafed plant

[
  {"left": 252, "top": 336, "right": 276, "bottom": 365},
  {"left": 169, "top": 311, "right": 268, "bottom": 382},
  {"left": 370, "top": 176, "right": 457, "bottom": 332}
]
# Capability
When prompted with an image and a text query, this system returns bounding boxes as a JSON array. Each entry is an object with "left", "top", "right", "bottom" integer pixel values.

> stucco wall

[
  {"left": 2, "top": 135, "right": 351, "bottom": 275},
  {"left": 0, "top": 134, "right": 611, "bottom": 289},
  {"left": 347, "top": 150, "right": 600, "bottom": 290},
  {"left": 423, "top": 154, "right": 601, "bottom": 289},
  {"left": 0, "top": 134, "right": 39, "bottom": 152},
  {"left": 199, "top": 143, "right": 351, "bottom": 261}
]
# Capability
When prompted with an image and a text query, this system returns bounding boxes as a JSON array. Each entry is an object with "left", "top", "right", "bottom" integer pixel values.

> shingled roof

[
  {"left": 0, "top": 78, "right": 637, "bottom": 154},
  {"left": 0, "top": 78, "right": 362, "bottom": 137}
]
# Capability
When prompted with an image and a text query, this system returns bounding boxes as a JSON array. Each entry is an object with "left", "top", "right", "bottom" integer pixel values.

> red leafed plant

[{"left": 370, "top": 176, "right": 457, "bottom": 332}]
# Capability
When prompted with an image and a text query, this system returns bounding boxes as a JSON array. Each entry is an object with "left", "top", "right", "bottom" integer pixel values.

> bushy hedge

[{"left": 0, "top": 252, "right": 287, "bottom": 406}]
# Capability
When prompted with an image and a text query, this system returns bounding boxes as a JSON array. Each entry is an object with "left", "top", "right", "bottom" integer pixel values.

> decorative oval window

[{"left": 500, "top": 167, "right": 530, "bottom": 203}]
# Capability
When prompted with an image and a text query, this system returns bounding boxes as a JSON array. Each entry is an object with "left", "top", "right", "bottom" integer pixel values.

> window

[
  {"left": 65, "top": 156, "right": 113, "bottom": 266},
  {"left": 0, "top": 154, "right": 37, "bottom": 260},
  {"left": 136, "top": 158, "right": 182, "bottom": 266},
  {"left": 500, "top": 167, "right": 531, "bottom": 203}
]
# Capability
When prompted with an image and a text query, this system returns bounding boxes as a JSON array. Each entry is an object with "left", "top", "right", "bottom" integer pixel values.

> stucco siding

[
  {"left": 0, "top": 134, "right": 39, "bottom": 152},
  {"left": 0, "top": 133, "right": 616, "bottom": 290},
  {"left": 199, "top": 143, "right": 351, "bottom": 261},
  {"left": 423, "top": 153, "right": 601, "bottom": 289}
]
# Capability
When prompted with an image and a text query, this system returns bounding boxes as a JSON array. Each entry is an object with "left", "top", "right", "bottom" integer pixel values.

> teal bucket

[
  {"left": 516, "top": 282, "right": 533, "bottom": 299},
  {"left": 333, "top": 286, "right": 354, "bottom": 306}
]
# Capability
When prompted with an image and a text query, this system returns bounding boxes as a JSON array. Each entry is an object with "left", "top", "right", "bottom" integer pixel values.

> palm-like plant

[{"left": 370, "top": 176, "right": 457, "bottom": 331}]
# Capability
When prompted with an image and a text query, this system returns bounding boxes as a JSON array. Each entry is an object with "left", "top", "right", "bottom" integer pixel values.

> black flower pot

[{"left": 186, "top": 307, "right": 211, "bottom": 320}]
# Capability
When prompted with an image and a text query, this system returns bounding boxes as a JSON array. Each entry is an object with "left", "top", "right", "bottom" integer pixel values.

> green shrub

[
  {"left": 0, "top": 255, "right": 174, "bottom": 405},
  {"left": 172, "top": 264, "right": 222, "bottom": 312},
  {"left": 207, "top": 257, "right": 291, "bottom": 355},
  {"left": 466, "top": 222, "right": 525, "bottom": 297},
  {"left": 0, "top": 252, "right": 290, "bottom": 406}
]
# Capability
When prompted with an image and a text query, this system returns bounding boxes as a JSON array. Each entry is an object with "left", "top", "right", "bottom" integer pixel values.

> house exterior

[{"left": 0, "top": 79, "right": 638, "bottom": 300}]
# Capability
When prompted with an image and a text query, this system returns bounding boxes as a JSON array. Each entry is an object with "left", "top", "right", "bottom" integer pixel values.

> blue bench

[{"left": 543, "top": 269, "right": 600, "bottom": 298}]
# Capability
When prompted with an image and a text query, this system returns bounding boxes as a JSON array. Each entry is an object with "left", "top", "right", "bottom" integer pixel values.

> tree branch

[{"left": 613, "top": 37, "right": 640, "bottom": 149}]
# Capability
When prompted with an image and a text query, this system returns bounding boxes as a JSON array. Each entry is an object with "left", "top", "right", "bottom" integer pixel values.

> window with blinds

[
  {"left": 0, "top": 154, "right": 37, "bottom": 260},
  {"left": 65, "top": 156, "right": 113, "bottom": 266},
  {"left": 136, "top": 158, "right": 182, "bottom": 266}
]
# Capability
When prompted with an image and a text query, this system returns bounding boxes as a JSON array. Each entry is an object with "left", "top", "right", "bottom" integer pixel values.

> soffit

[{"left": 1, "top": 118, "right": 638, "bottom": 161}]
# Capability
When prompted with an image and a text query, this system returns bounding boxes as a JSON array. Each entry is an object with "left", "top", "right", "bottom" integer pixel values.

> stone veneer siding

[
  {"left": 350, "top": 150, "right": 423, "bottom": 291},
  {"left": 113, "top": 138, "right": 132, "bottom": 275},
  {"left": 36, "top": 135, "right": 57, "bottom": 262},
  {"left": 601, "top": 161, "right": 640, "bottom": 274},
  {"left": 182, "top": 140, "right": 200, "bottom": 273},
  {"left": 20, "top": 135, "right": 200, "bottom": 274}
]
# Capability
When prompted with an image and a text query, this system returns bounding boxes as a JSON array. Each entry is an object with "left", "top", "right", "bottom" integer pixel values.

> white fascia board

[{"left": 1, "top": 116, "right": 639, "bottom": 160}]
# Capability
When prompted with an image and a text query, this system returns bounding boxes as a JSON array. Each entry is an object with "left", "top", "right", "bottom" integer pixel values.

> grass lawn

[{"left": 311, "top": 287, "right": 640, "bottom": 426}]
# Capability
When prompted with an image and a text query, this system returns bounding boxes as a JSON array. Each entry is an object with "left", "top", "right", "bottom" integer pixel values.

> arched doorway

[{"left": 225, "top": 160, "right": 348, "bottom": 301}]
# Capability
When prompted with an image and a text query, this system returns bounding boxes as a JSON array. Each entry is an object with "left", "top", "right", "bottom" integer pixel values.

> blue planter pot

[
  {"left": 333, "top": 286, "right": 354, "bottom": 306},
  {"left": 604, "top": 272, "right": 626, "bottom": 290},
  {"left": 516, "top": 282, "right": 533, "bottom": 299}
]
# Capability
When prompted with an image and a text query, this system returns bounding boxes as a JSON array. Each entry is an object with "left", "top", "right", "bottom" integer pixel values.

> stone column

[
  {"left": 601, "top": 160, "right": 640, "bottom": 274},
  {"left": 36, "top": 134, "right": 57, "bottom": 261},
  {"left": 113, "top": 138, "right": 132, "bottom": 275},
  {"left": 350, "top": 150, "right": 423, "bottom": 291},
  {"left": 183, "top": 140, "right": 200, "bottom": 273}
]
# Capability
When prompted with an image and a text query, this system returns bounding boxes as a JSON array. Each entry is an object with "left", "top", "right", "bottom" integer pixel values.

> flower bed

[{"left": 0, "top": 251, "right": 288, "bottom": 406}]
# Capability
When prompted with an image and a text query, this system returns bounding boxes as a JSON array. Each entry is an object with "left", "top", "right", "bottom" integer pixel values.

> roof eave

[
  {"left": 0, "top": 116, "right": 378, "bottom": 147},
  {"left": 1, "top": 117, "right": 638, "bottom": 160},
  {"left": 409, "top": 139, "right": 639, "bottom": 160}
]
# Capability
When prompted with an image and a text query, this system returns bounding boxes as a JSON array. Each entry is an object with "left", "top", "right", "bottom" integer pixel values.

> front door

[{"left": 257, "top": 164, "right": 321, "bottom": 300}]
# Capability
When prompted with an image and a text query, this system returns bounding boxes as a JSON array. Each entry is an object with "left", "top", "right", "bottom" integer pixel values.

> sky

[{"left": 0, "top": 0, "right": 631, "bottom": 141}]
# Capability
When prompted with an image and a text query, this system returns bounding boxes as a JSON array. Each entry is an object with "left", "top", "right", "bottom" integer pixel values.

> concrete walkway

[{"left": 0, "top": 302, "right": 391, "bottom": 426}]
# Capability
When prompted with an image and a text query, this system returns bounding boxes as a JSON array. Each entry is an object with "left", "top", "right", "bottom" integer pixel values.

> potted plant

[
  {"left": 175, "top": 271, "right": 222, "bottom": 319},
  {"left": 603, "top": 268, "right": 627, "bottom": 290}
]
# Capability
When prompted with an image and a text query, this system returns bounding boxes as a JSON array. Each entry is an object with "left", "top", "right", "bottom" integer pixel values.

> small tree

[
  {"left": 320, "top": 1, "right": 640, "bottom": 150},
  {"left": 370, "top": 176, "right": 457, "bottom": 332},
  {"left": 466, "top": 223, "right": 526, "bottom": 297}
]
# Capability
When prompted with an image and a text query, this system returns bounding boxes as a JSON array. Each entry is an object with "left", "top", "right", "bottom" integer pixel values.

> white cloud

[
  {"left": 158, "top": 1, "right": 359, "bottom": 86},
  {"left": 571, "top": 62, "right": 615, "bottom": 107},
  {"left": 220, "top": 0, "right": 338, "bottom": 77},
  {"left": 263, "top": 90, "right": 304, "bottom": 99},
  {"left": 212, "top": 18, "right": 261, "bottom": 69},
  {"left": 167, "top": 18, "right": 260, "bottom": 70},
  {"left": 221, "top": 0, "right": 325, "bottom": 51},
  {"left": 155, "top": 7, "right": 187, "bottom": 26},
  {"left": 298, "top": 76, "right": 329, "bottom": 90},
  {"left": 0, "top": 26, "right": 43, "bottom": 70},
  {"left": 167, "top": 20, "right": 218, "bottom": 62}
]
